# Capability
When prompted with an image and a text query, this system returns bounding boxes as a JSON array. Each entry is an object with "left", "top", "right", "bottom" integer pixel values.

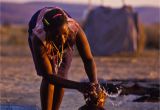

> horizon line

[{"left": 1, "top": 1, "right": 159, "bottom": 8}]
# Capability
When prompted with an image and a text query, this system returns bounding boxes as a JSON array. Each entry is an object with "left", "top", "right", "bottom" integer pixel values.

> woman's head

[
  {"left": 43, "top": 8, "right": 67, "bottom": 30},
  {"left": 42, "top": 9, "right": 69, "bottom": 44}
]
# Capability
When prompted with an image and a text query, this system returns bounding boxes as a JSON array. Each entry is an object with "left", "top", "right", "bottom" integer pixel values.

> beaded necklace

[{"left": 50, "top": 41, "right": 64, "bottom": 74}]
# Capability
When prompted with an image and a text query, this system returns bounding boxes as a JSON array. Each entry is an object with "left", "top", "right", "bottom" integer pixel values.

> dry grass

[
  {"left": 0, "top": 23, "right": 159, "bottom": 55},
  {"left": 0, "top": 25, "right": 28, "bottom": 46},
  {"left": 136, "top": 23, "right": 146, "bottom": 56}
]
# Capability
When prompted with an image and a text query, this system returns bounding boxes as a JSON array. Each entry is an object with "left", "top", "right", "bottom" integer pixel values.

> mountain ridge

[{"left": 0, "top": 2, "right": 159, "bottom": 25}]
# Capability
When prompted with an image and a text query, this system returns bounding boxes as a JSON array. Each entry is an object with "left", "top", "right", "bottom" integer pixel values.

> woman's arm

[
  {"left": 76, "top": 27, "right": 98, "bottom": 84},
  {"left": 31, "top": 35, "right": 89, "bottom": 91}
]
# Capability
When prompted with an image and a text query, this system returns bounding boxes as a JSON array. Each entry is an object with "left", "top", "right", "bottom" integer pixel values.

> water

[
  {"left": 105, "top": 86, "right": 123, "bottom": 107},
  {"left": 103, "top": 83, "right": 142, "bottom": 107},
  {"left": 0, "top": 104, "right": 39, "bottom": 110}
]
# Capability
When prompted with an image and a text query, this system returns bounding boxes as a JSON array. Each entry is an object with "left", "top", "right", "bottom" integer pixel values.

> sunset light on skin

[{"left": 1, "top": 0, "right": 159, "bottom": 7}]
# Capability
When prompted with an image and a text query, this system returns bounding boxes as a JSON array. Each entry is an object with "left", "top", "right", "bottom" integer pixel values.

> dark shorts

[{"left": 28, "top": 8, "right": 73, "bottom": 77}]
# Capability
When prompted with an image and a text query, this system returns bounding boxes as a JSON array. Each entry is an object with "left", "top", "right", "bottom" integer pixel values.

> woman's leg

[
  {"left": 40, "top": 49, "right": 73, "bottom": 110},
  {"left": 51, "top": 49, "right": 73, "bottom": 109},
  {"left": 51, "top": 72, "right": 67, "bottom": 110},
  {"left": 40, "top": 78, "right": 55, "bottom": 110},
  {"left": 40, "top": 77, "right": 65, "bottom": 110},
  {"left": 52, "top": 86, "right": 65, "bottom": 110}
]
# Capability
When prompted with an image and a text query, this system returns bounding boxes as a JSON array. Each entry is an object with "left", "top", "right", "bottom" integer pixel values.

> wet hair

[{"left": 42, "top": 9, "right": 67, "bottom": 31}]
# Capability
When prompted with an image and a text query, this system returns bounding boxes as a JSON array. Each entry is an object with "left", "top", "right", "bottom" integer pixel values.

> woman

[{"left": 28, "top": 7, "right": 98, "bottom": 110}]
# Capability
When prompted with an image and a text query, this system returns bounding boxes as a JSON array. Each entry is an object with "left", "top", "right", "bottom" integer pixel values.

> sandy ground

[{"left": 0, "top": 46, "right": 159, "bottom": 110}]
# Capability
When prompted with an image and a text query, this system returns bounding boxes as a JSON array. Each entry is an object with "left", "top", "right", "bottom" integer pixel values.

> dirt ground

[{"left": 0, "top": 45, "right": 159, "bottom": 110}]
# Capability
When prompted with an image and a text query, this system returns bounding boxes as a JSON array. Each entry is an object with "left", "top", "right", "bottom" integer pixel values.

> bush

[{"left": 144, "top": 23, "right": 160, "bottom": 49}]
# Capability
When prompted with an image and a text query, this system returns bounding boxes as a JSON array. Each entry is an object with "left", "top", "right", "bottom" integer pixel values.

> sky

[{"left": 1, "top": 0, "right": 160, "bottom": 7}]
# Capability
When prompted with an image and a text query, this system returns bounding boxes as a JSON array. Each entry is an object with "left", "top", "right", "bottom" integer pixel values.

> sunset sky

[{"left": 1, "top": 0, "right": 159, "bottom": 7}]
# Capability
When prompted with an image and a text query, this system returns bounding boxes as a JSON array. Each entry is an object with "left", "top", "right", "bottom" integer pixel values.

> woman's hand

[
  {"left": 77, "top": 82, "right": 99, "bottom": 94},
  {"left": 79, "top": 83, "right": 107, "bottom": 108}
]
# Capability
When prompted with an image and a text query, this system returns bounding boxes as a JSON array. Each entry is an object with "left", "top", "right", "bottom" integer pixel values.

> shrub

[{"left": 144, "top": 23, "right": 160, "bottom": 49}]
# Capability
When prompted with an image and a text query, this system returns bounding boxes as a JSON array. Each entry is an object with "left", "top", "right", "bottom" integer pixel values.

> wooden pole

[
  {"left": 88, "top": 0, "right": 92, "bottom": 10},
  {"left": 122, "top": 0, "right": 125, "bottom": 6},
  {"left": 100, "top": 0, "right": 104, "bottom": 6}
]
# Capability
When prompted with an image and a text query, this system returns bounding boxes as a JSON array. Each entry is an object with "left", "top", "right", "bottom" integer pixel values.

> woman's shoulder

[
  {"left": 67, "top": 18, "right": 80, "bottom": 35},
  {"left": 30, "top": 34, "right": 46, "bottom": 49}
]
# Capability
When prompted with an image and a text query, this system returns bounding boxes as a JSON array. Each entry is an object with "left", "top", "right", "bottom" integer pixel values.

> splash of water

[
  {"left": 100, "top": 81, "right": 125, "bottom": 107},
  {"left": 102, "top": 82, "right": 142, "bottom": 107},
  {"left": 105, "top": 87, "right": 124, "bottom": 107}
]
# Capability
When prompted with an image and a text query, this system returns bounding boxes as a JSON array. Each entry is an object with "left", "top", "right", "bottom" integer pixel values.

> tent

[{"left": 83, "top": 6, "right": 143, "bottom": 55}]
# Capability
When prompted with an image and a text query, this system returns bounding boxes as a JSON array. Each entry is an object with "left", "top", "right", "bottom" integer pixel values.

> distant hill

[
  {"left": 134, "top": 7, "right": 160, "bottom": 25},
  {"left": 0, "top": 2, "right": 159, "bottom": 25}
]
